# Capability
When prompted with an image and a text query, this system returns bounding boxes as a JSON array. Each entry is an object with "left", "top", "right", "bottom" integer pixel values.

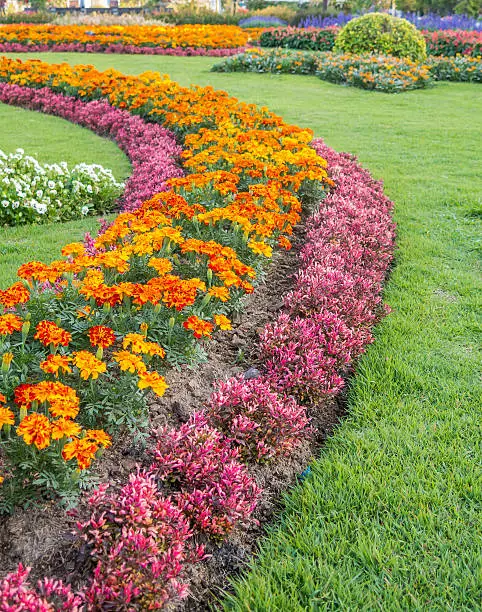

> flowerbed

[
  {"left": 212, "top": 49, "right": 434, "bottom": 93},
  {"left": 259, "top": 26, "right": 482, "bottom": 58},
  {"left": 0, "top": 101, "right": 396, "bottom": 606},
  {"left": 0, "top": 82, "right": 183, "bottom": 213},
  {"left": 0, "top": 148, "right": 123, "bottom": 226},
  {"left": 0, "top": 56, "right": 329, "bottom": 510},
  {"left": 0, "top": 24, "right": 250, "bottom": 55},
  {"left": 212, "top": 48, "right": 482, "bottom": 91}
]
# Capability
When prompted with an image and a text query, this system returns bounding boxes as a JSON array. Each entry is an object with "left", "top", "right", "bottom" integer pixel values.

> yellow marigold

[
  {"left": 61, "top": 242, "right": 86, "bottom": 258},
  {"left": 0, "top": 406, "right": 14, "bottom": 429},
  {"left": 148, "top": 257, "right": 173, "bottom": 276},
  {"left": 17, "top": 413, "right": 52, "bottom": 450},
  {"left": 113, "top": 350, "right": 147, "bottom": 374},
  {"left": 122, "top": 333, "right": 165, "bottom": 358},
  {"left": 73, "top": 351, "right": 107, "bottom": 380},
  {"left": 208, "top": 286, "right": 230, "bottom": 302},
  {"left": 214, "top": 314, "right": 232, "bottom": 331},
  {"left": 248, "top": 239, "right": 273, "bottom": 258},
  {"left": 51, "top": 418, "right": 81, "bottom": 440},
  {"left": 0, "top": 314, "right": 23, "bottom": 336},
  {"left": 86, "top": 429, "right": 112, "bottom": 448},
  {"left": 137, "top": 371, "right": 168, "bottom": 398},
  {"left": 40, "top": 354, "right": 72, "bottom": 378},
  {"left": 34, "top": 320, "right": 72, "bottom": 348},
  {"left": 62, "top": 437, "right": 99, "bottom": 471}
]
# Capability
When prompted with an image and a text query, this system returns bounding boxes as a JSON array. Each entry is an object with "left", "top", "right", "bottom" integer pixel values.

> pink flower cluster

[
  {"left": 0, "top": 564, "right": 83, "bottom": 611},
  {"left": 0, "top": 42, "right": 245, "bottom": 56},
  {"left": 208, "top": 376, "right": 310, "bottom": 462},
  {"left": 258, "top": 139, "right": 395, "bottom": 403},
  {"left": 0, "top": 83, "right": 183, "bottom": 214},
  {"left": 75, "top": 472, "right": 204, "bottom": 610},
  {"left": 152, "top": 412, "right": 261, "bottom": 537}
]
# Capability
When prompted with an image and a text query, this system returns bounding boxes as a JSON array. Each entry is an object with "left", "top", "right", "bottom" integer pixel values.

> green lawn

[
  {"left": 1, "top": 53, "right": 481, "bottom": 609},
  {"left": 0, "top": 101, "right": 130, "bottom": 287}
]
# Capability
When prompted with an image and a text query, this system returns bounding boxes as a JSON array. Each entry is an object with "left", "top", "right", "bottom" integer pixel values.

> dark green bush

[
  {"left": 334, "top": 13, "right": 427, "bottom": 61},
  {"left": 0, "top": 11, "right": 54, "bottom": 24}
]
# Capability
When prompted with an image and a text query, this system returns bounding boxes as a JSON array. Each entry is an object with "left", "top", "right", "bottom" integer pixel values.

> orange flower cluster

[
  {"left": 0, "top": 56, "right": 330, "bottom": 499},
  {"left": 0, "top": 24, "right": 249, "bottom": 50}
]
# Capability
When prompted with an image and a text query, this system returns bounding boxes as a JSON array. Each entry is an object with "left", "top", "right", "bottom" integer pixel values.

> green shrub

[{"left": 333, "top": 13, "right": 427, "bottom": 61}]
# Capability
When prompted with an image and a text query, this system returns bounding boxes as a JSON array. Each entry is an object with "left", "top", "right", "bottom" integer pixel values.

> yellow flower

[
  {"left": 113, "top": 350, "right": 147, "bottom": 374},
  {"left": 51, "top": 418, "right": 81, "bottom": 440},
  {"left": 137, "top": 371, "right": 168, "bottom": 397},
  {"left": 17, "top": 413, "right": 52, "bottom": 450},
  {"left": 214, "top": 314, "right": 232, "bottom": 331},
  {"left": 0, "top": 406, "right": 15, "bottom": 429},
  {"left": 73, "top": 351, "right": 107, "bottom": 380},
  {"left": 248, "top": 239, "right": 273, "bottom": 258}
]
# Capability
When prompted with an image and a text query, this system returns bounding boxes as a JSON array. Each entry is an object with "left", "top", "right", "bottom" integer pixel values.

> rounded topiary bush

[{"left": 333, "top": 13, "right": 427, "bottom": 61}]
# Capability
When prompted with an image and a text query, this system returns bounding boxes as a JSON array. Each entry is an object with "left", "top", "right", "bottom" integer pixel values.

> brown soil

[{"left": 0, "top": 218, "right": 346, "bottom": 609}]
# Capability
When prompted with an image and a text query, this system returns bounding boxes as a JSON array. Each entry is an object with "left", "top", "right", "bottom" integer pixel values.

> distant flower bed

[
  {"left": 0, "top": 148, "right": 123, "bottom": 226},
  {"left": 297, "top": 12, "right": 482, "bottom": 32},
  {"left": 259, "top": 26, "right": 482, "bottom": 58},
  {"left": 212, "top": 48, "right": 482, "bottom": 91},
  {"left": 0, "top": 23, "right": 250, "bottom": 54}
]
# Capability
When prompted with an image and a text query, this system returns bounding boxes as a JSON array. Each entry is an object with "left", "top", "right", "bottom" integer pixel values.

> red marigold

[
  {"left": 34, "top": 321, "right": 72, "bottom": 348},
  {"left": 88, "top": 326, "right": 116, "bottom": 349}
]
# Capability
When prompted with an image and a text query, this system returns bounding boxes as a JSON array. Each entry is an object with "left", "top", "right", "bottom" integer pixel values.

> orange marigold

[
  {"left": 34, "top": 321, "right": 72, "bottom": 348},
  {"left": 0, "top": 282, "right": 30, "bottom": 308},
  {"left": 214, "top": 314, "right": 232, "bottom": 331},
  {"left": 137, "top": 371, "right": 168, "bottom": 397},
  {"left": 40, "top": 354, "right": 72, "bottom": 378},
  {"left": 73, "top": 351, "right": 107, "bottom": 380},
  {"left": 183, "top": 315, "right": 214, "bottom": 339},
  {"left": 51, "top": 418, "right": 81, "bottom": 440},
  {"left": 88, "top": 325, "right": 116, "bottom": 349},
  {"left": 17, "top": 413, "right": 52, "bottom": 450},
  {"left": 0, "top": 407, "right": 14, "bottom": 429},
  {"left": 0, "top": 314, "right": 23, "bottom": 336},
  {"left": 113, "top": 350, "right": 147, "bottom": 374},
  {"left": 62, "top": 438, "right": 99, "bottom": 470},
  {"left": 208, "top": 286, "right": 230, "bottom": 302},
  {"left": 86, "top": 429, "right": 112, "bottom": 448}
]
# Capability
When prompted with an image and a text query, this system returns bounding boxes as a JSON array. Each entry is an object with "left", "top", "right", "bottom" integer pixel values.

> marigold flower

[
  {"left": 0, "top": 393, "right": 6, "bottom": 404},
  {"left": 86, "top": 429, "right": 112, "bottom": 448},
  {"left": 137, "top": 371, "right": 168, "bottom": 397},
  {"left": 61, "top": 242, "right": 86, "bottom": 258},
  {"left": 148, "top": 257, "right": 173, "bottom": 276},
  {"left": 73, "top": 351, "right": 107, "bottom": 380},
  {"left": 62, "top": 437, "right": 99, "bottom": 470},
  {"left": 0, "top": 314, "right": 23, "bottom": 336},
  {"left": 122, "top": 333, "right": 165, "bottom": 358},
  {"left": 248, "top": 239, "right": 273, "bottom": 258},
  {"left": 17, "top": 413, "right": 52, "bottom": 450},
  {"left": 1, "top": 352, "right": 14, "bottom": 371},
  {"left": 88, "top": 325, "right": 116, "bottom": 349},
  {"left": 113, "top": 350, "right": 147, "bottom": 374},
  {"left": 51, "top": 418, "right": 81, "bottom": 440},
  {"left": 214, "top": 314, "right": 232, "bottom": 331},
  {"left": 40, "top": 354, "right": 72, "bottom": 377},
  {"left": 183, "top": 315, "right": 214, "bottom": 339},
  {"left": 0, "top": 407, "right": 14, "bottom": 429},
  {"left": 0, "top": 282, "right": 30, "bottom": 308},
  {"left": 34, "top": 321, "right": 72, "bottom": 348},
  {"left": 208, "top": 286, "right": 230, "bottom": 302}
]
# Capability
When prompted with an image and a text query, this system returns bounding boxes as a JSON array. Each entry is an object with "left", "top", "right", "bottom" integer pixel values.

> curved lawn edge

[{"left": 0, "top": 82, "right": 183, "bottom": 214}]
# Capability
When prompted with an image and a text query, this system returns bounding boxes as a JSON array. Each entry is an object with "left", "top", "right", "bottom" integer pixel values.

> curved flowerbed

[{"left": 0, "top": 57, "right": 395, "bottom": 608}]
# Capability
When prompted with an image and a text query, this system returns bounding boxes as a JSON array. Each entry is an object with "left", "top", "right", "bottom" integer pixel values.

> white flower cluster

[{"left": 0, "top": 148, "right": 125, "bottom": 226}]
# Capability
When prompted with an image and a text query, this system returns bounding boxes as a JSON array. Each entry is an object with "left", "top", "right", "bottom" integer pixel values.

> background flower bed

[
  {"left": 259, "top": 26, "right": 482, "bottom": 57},
  {"left": 212, "top": 49, "right": 482, "bottom": 92},
  {"left": 0, "top": 148, "right": 123, "bottom": 226},
  {"left": 0, "top": 24, "right": 251, "bottom": 55}
]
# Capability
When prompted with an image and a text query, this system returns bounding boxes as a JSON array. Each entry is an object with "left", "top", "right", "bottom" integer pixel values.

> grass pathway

[{"left": 1, "top": 54, "right": 481, "bottom": 608}]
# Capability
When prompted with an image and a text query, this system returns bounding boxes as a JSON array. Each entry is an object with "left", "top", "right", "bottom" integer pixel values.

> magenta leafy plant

[
  {"left": 74, "top": 471, "right": 203, "bottom": 610},
  {"left": 208, "top": 376, "right": 310, "bottom": 462},
  {"left": 151, "top": 412, "right": 261, "bottom": 537}
]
